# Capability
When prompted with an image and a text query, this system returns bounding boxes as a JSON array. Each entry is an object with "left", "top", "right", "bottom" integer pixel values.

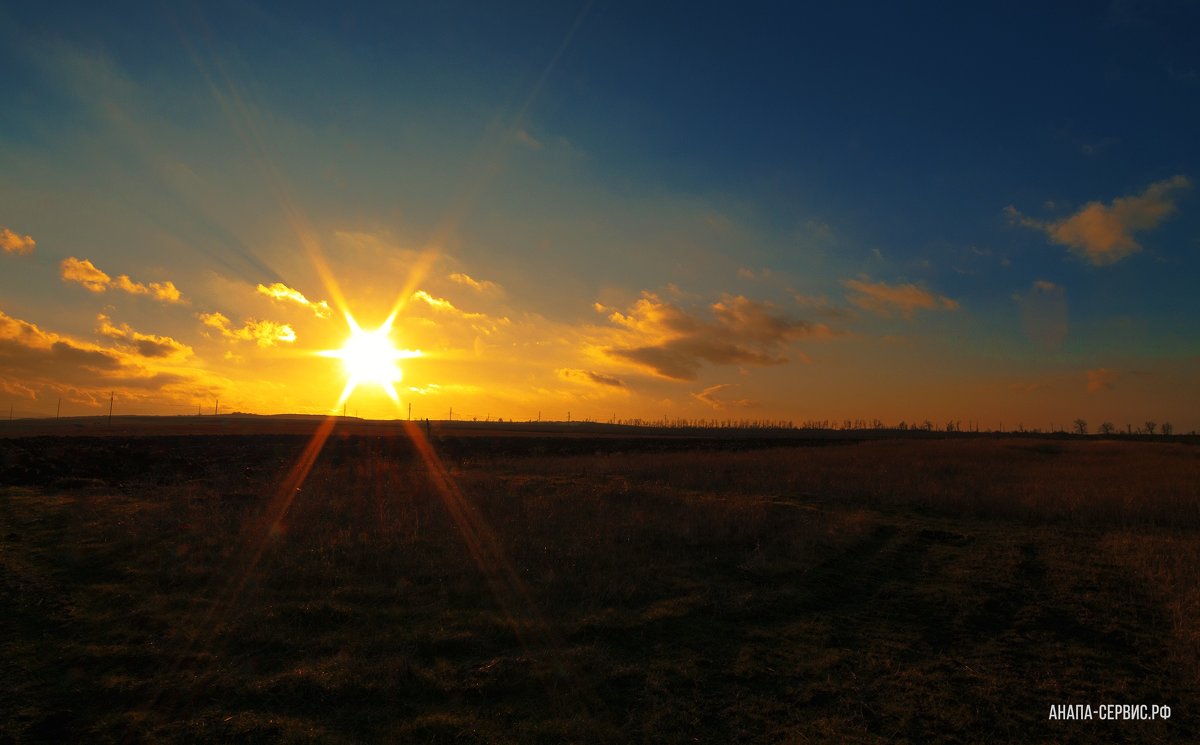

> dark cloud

[
  {"left": 558, "top": 368, "right": 625, "bottom": 387},
  {"left": 49, "top": 340, "right": 123, "bottom": 370},
  {"left": 0, "top": 309, "right": 215, "bottom": 402},
  {"left": 609, "top": 339, "right": 781, "bottom": 381},
  {"left": 98, "top": 314, "right": 193, "bottom": 359}
]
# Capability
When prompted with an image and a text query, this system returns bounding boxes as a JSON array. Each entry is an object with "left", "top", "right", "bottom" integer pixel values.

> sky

[{"left": 1, "top": 0, "right": 1198, "bottom": 431}]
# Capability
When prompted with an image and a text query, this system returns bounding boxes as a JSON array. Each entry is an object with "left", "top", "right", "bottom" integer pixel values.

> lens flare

[{"left": 319, "top": 311, "right": 421, "bottom": 406}]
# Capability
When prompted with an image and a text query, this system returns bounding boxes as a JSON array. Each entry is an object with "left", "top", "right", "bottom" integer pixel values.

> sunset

[
  {"left": 2, "top": 2, "right": 1199, "bottom": 742},
  {"left": 2, "top": 2, "right": 1196, "bottom": 430}
]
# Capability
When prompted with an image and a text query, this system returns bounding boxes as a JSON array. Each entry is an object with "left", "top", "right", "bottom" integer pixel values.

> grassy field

[{"left": 1, "top": 431, "right": 1198, "bottom": 742}]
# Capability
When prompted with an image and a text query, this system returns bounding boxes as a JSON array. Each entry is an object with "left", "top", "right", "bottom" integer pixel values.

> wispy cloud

[
  {"left": 842, "top": 276, "right": 959, "bottom": 318},
  {"left": 1087, "top": 368, "right": 1119, "bottom": 393},
  {"left": 256, "top": 282, "right": 331, "bottom": 318},
  {"left": 198, "top": 312, "right": 295, "bottom": 347},
  {"left": 692, "top": 383, "right": 756, "bottom": 409},
  {"left": 599, "top": 291, "right": 830, "bottom": 380},
  {"left": 1, "top": 228, "right": 36, "bottom": 255},
  {"left": 60, "top": 257, "right": 184, "bottom": 303},
  {"left": 1006, "top": 175, "right": 1191, "bottom": 265},
  {"left": 409, "top": 290, "right": 486, "bottom": 319},
  {"left": 557, "top": 368, "right": 625, "bottom": 388},
  {"left": 515, "top": 128, "right": 542, "bottom": 150},
  {"left": 448, "top": 272, "right": 503, "bottom": 294}
]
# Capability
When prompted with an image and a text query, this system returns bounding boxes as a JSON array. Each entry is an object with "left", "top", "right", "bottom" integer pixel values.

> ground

[{"left": 1, "top": 423, "right": 1197, "bottom": 742}]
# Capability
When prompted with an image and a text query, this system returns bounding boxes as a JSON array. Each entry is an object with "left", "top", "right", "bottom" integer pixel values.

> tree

[
  {"left": 1099, "top": 422, "right": 1115, "bottom": 435},
  {"left": 1073, "top": 419, "right": 1088, "bottom": 435},
  {"left": 1161, "top": 422, "right": 1173, "bottom": 436},
  {"left": 1144, "top": 421, "right": 1157, "bottom": 435}
]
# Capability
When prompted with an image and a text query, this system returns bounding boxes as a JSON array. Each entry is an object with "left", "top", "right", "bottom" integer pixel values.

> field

[{"left": 2, "top": 422, "right": 1199, "bottom": 742}]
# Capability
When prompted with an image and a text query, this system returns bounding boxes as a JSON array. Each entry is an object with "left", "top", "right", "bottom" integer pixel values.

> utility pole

[
  {"left": 57, "top": 398, "right": 61, "bottom": 420},
  {"left": 408, "top": 402, "right": 411, "bottom": 420},
  {"left": 108, "top": 392, "right": 114, "bottom": 427},
  {"left": 8, "top": 404, "right": 11, "bottom": 422},
  {"left": 214, "top": 398, "right": 218, "bottom": 416},
  {"left": 449, "top": 406, "right": 452, "bottom": 422},
  {"left": 567, "top": 411, "right": 571, "bottom": 423}
]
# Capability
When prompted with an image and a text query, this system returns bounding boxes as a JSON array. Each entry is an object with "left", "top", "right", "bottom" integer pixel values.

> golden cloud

[
  {"left": 60, "top": 257, "right": 111, "bottom": 292},
  {"left": 692, "top": 383, "right": 757, "bottom": 409},
  {"left": 408, "top": 290, "right": 500, "bottom": 323},
  {"left": 256, "top": 282, "right": 331, "bottom": 318},
  {"left": 1, "top": 227, "right": 36, "bottom": 255},
  {"left": 60, "top": 257, "right": 184, "bottom": 302},
  {"left": 601, "top": 292, "right": 830, "bottom": 380},
  {"left": 842, "top": 277, "right": 959, "bottom": 319},
  {"left": 1006, "top": 175, "right": 1191, "bottom": 265},
  {"left": 448, "top": 272, "right": 502, "bottom": 294},
  {"left": 97, "top": 314, "right": 193, "bottom": 360},
  {"left": 0, "top": 309, "right": 215, "bottom": 404},
  {"left": 198, "top": 312, "right": 296, "bottom": 347}
]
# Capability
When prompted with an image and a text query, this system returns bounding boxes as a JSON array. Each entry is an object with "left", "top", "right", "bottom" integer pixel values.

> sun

[{"left": 319, "top": 311, "right": 421, "bottom": 406}]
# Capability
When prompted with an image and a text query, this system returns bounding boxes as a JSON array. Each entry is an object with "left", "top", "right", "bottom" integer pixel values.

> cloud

[
  {"left": 692, "top": 383, "right": 757, "bottom": 409},
  {"left": 97, "top": 314, "right": 193, "bottom": 360},
  {"left": 1012, "top": 280, "right": 1068, "bottom": 350},
  {"left": 791, "top": 293, "right": 854, "bottom": 320},
  {"left": 199, "top": 312, "right": 295, "bottom": 347},
  {"left": 60, "top": 257, "right": 184, "bottom": 302},
  {"left": 60, "top": 257, "right": 111, "bottom": 292},
  {"left": 448, "top": 272, "right": 503, "bottom": 294},
  {"left": 1086, "top": 368, "right": 1119, "bottom": 393},
  {"left": 0, "top": 311, "right": 121, "bottom": 376},
  {"left": 0, "top": 309, "right": 212, "bottom": 403},
  {"left": 842, "top": 277, "right": 959, "bottom": 318},
  {"left": 1006, "top": 175, "right": 1191, "bottom": 265},
  {"left": 409, "top": 290, "right": 491, "bottom": 320},
  {"left": 1, "top": 228, "right": 36, "bottom": 255},
  {"left": 515, "top": 128, "right": 542, "bottom": 150},
  {"left": 600, "top": 292, "right": 830, "bottom": 380},
  {"left": 256, "top": 282, "right": 331, "bottom": 318},
  {"left": 557, "top": 368, "right": 625, "bottom": 388},
  {"left": 805, "top": 219, "right": 834, "bottom": 241}
]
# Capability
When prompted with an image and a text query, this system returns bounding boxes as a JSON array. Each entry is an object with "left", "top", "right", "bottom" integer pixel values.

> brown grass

[{"left": 1, "top": 434, "right": 1197, "bottom": 742}]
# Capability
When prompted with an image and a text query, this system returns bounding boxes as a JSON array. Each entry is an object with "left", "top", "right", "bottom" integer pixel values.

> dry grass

[{"left": 1, "top": 434, "right": 1197, "bottom": 742}]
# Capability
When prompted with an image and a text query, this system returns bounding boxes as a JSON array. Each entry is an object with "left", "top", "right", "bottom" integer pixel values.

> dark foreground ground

[{"left": 1, "top": 428, "right": 1198, "bottom": 743}]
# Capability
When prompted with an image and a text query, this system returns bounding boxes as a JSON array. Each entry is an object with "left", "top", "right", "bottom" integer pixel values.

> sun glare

[{"left": 319, "top": 311, "right": 421, "bottom": 407}]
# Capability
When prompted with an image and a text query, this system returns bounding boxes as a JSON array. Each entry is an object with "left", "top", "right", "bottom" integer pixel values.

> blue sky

[{"left": 1, "top": 1, "right": 1197, "bottom": 429}]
